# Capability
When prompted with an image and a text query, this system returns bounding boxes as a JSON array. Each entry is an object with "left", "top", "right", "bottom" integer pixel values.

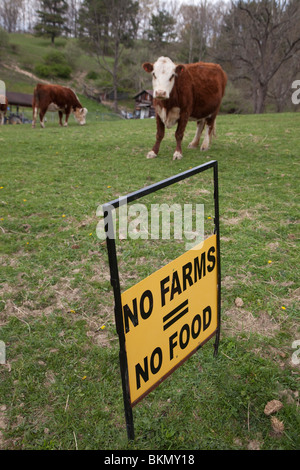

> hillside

[
  {"left": 0, "top": 33, "right": 129, "bottom": 117},
  {"left": 0, "top": 33, "right": 256, "bottom": 117}
]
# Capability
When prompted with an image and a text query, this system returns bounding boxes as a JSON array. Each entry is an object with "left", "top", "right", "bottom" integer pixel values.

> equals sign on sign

[{"left": 163, "top": 299, "right": 189, "bottom": 330}]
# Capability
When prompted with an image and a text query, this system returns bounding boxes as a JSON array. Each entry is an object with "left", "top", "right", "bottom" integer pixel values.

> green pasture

[{"left": 0, "top": 113, "right": 299, "bottom": 450}]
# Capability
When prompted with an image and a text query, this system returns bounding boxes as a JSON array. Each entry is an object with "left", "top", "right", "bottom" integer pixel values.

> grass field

[{"left": 0, "top": 112, "right": 299, "bottom": 450}]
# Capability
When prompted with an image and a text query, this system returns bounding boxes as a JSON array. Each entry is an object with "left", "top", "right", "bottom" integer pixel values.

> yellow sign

[{"left": 121, "top": 234, "right": 218, "bottom": 406}]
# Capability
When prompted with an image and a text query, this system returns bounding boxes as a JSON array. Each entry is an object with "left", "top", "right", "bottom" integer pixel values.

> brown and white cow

[
  {"left": 32, "top": 84, "right": 87, "bottom": 128},
  {"left": 0, "top": 95, "right": 8, "bottom": 125},
  {"left": 143, "top": 56, "right": 227, "bottom": 160}
]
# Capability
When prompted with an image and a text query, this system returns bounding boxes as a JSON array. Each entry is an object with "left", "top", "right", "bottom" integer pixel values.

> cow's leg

[
  {"left": 39, "top": 111, "right": 46, "bottom": 128},
  {"left": 58, "top": 111, "right": 63, "bottom": 127},
  {"left": 212, "top": 120, "right": 217, "bottom": 137},
  {"left": 64, "top": 107, "right": 71, "bottom": 127},
  {"left": 188, "top": 119, "right": 205, "bottom": 149},
  {"left": 0, "top": 112, "right": 3, "bottom": 125},
  {"left": 63, "top": 112, "right": 70, "bottom": 127},
  {"left": 32, "top": 107, "right": 38, "bottom": 128},
  {"left": 200, "top": 116, "right": 216, "bottom": 151},
  {"left": 147, "top": 115, "right": 165, "bottom": 159},
  {"left": 173, "top": 116, "right": 189, "bottom": 160}
]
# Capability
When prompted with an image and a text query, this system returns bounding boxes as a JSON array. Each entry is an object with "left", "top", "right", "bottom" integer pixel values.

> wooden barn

[{"left": 133, "top": 90, "right": 155, "bottom": 119}]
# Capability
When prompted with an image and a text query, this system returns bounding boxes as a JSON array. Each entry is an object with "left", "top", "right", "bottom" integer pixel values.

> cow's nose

[{"left": 155, "top": 90, "right": 167, "bottom": 99}]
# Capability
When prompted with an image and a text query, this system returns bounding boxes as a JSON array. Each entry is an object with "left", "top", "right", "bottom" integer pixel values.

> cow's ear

[
  {"left": 175, "top": 64, "right": 185, "bottom": 75},
  {"left": 143, "top": 62, "right": 153, "bottom": 73}
]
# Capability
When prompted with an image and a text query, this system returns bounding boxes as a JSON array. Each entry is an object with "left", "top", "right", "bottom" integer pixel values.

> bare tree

[
  {"left": 21, "top": 0, "right": 40, "bottom": 32},
  {"left": 0, "top": 0, "right": 24, "bottom": 32},
  {"left": 178, "top": 2, "right": 210, "bottom": 63},
  {"left": 268, "top": 52, "right": 300, "bottom": 111},
  {"left": 178, "top": 1, "right": 227, "bottom": 63},
  {"left": 66, "top": 0, "right": 83, "bottom": 37},
  {"left": 79, "top": 0, "right": 139, "bottom": 112},
  {"left": 136, "top": 0, "right": 158, "bottom": 39},
  {"left": 219, "top": 0, "right": 300, "bottom": 113}
]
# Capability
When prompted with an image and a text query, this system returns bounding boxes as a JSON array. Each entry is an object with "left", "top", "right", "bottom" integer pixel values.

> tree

[
  {"left": 34, "top": 0, "right": 70, "bottom": 44},
  {"left": 20, "top": 0, "right": 40, "bottom": 33},
  {"left": 218, "top": 0, "right": 300, "bottom": 113},
  {"left": 79, "top": 0, "right": 139, "bottom": 111},
  {"left": 66, "top": 0, "right": 83, "bottom": 38},
  {"left": 135, "top": 0, "right": 158, "bottom": 39},
  {"left": 176, "top": 1, "right": 228, "bottom": 64},
  {"left": 147, "top": 9, "right": 176, "bottom": 50},
  {"left": 0, "top": 0, "right": 24, "bottom": 33},
  {"left": 0, "top": 27, "right": 9, "bottom": 62},
  {"left": 178, "top": 1, "right": 211, "bottom": 63}
]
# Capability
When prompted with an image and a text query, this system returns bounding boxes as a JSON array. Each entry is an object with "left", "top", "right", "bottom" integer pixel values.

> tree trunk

[
  {"left": 188, "top": 27, "right": 193, "bottom": 63},
  {"left": 113, "top": 39, "right": 120, "bottom": 113},
  {"left": 113, "top": 84, "right": 118, "bottom": 113},
  {"left": 254, "top": 82, "right": 268, "bottom": 114}
]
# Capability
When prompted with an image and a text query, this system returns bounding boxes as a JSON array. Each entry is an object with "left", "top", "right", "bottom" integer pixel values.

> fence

[{"left": 4, "top": 109, "right": 124, "bottom": 125}]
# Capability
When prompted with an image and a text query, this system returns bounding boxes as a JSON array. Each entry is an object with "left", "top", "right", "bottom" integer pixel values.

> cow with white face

[
  {"left": 32, "top": 84, "right": 88, "bottom": 128},
  {"left": 143, "top": 56, "right": 227, "bottom": 160},
  {"left": 150, "top": 56, "right": 183, "bottom": 100}
]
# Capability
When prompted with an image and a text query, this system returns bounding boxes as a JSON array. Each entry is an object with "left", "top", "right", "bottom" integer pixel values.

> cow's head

[
  {"left": 73, "top": 107, "right": 88, "bottom": 125},
  {"left": 143, "top": 57, "right": 185, "bottom": 100}
]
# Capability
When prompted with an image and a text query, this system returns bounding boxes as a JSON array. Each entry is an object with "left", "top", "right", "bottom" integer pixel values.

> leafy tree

[
  {"left": 34, "top": 0, "right": 70, "bottom": 44},
  {"left": 34, "top": 50, "right": 72, "bottom": 78},
  {"left": 147, "top": 9, "right": 176, "bottom": 49}
]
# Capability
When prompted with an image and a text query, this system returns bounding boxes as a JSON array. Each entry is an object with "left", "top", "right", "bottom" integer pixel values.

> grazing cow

[
  {"left": 143, "top": 57, "right": 227, "bottom": 160},
  {"left": 0, "top": 95, "right": 8, "bottom": 125},
  {"left": 32, "top": 84, "right": 87, "bottom": 128}
]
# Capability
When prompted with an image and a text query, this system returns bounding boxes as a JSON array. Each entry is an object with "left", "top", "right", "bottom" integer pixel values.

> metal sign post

[{"left": 103, "top": 160, "right": 221, "bottom": 441}]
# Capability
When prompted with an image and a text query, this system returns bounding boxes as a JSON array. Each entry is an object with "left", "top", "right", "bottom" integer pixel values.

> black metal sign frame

[{"left": 102, "top": 160, "right": 221, "bottom": 441}]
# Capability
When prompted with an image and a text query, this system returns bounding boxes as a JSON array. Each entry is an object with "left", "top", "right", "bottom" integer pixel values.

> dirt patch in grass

[
  {"left": 222, "top": 272, "right": 254, "bottom": 290},
  {"left": 86, "top": 327, "right": 112, "bottom": 348},
  {"left": 222, "top": 209, "right": 256, "bottom": 226},
  {"left": 0, "top": 405, "right": 7, "bottom": 450},
  {"left": 281, "top": 286, "right": 300, "bottom": 308},
  {"left": 0, "top": 276, "right": 81, "bottom": 318},
  {"left": 222, "top": 307, "right": 280, "bottom": 337}
]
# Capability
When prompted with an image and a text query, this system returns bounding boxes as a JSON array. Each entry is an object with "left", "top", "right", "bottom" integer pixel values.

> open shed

[
  {"left": 6, "top": 91, "right": 33, "bottom": 111},
  {"left": 133, "top": 90, "right": 155, "bottom": 119},
  {"left": 5, "top": 91, "right": 33, "bottom": 123}
]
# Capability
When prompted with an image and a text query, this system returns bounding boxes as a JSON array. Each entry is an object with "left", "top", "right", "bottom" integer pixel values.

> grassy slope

[
  {"left": 1, "top": 33, "right": 116, "bottom": 117},
  {"left": 0, "top": 113, "right": 299, "bottom": 450}
]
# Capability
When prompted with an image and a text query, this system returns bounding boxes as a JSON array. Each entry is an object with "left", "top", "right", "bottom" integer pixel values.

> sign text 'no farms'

[{"left": 121, "top": 234, "right": 218, "bottom": 406}]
